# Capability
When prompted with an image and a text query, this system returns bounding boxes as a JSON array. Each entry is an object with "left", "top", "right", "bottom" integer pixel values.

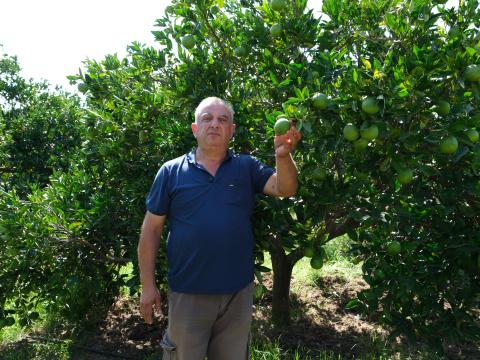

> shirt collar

[{"left": 187, "top": 148, "right": 234, "bottom": 165}]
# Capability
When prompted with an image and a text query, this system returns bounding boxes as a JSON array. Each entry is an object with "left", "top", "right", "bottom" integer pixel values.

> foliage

[
  {"left": 0, "top": 53, "right": 83, "bottom": 196},
  {"left": 0, "top": 165, "right": 121, "bottom": 326}
]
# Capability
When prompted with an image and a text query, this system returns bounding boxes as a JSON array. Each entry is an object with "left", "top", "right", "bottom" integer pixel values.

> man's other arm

[{"left": 137, "top": 211, "right": 166, "bottom": 324}]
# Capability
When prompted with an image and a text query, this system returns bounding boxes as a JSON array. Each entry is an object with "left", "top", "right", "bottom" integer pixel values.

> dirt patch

[
  {"left": 70, "top": 296, "right": 168, "bottom": 359},
  {"left": 251, "top": 274, "right": 384, "bottom": 359}
]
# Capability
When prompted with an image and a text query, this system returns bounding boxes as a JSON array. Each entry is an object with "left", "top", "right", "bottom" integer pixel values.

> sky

[
  {"left": 0, "top": 0, "right": 171, "bottom": 91},
  {"left": 0, "top": 1, "right": 454, "bottom": 92}
]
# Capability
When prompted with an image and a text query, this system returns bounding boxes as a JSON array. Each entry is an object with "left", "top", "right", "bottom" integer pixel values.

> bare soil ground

[
  {"left": 252, "top": 274, "right": 384, "bottom": 358},
  {"left": 69, "top": 274, "right": 375, "bottom": 359},
  {"left": 2, "top": 274, "right": 479, "bottom": 359}
]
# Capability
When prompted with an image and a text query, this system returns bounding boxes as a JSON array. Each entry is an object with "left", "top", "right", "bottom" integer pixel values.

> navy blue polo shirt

[{"left": 146, "top": 149, "right": 275, "bottom": 294}]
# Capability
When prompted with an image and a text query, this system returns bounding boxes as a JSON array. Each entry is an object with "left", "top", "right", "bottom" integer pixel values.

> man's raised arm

[{"left": 263, "top": 125, "right": 301, "bottom": 197}]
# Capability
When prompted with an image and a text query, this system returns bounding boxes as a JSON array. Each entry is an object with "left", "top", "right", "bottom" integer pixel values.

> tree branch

[{"left": 326, "top": 217, "right": 358, "bottom": 240}]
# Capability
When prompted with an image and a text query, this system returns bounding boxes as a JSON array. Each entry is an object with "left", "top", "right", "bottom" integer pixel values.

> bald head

[{"left": 194, "top": 97, "right": 234, "bottom": 124}]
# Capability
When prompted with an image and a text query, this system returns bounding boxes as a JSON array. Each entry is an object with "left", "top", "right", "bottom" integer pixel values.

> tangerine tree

[{"left": 147, "top": 0, "right": 480, "bottom": 345}]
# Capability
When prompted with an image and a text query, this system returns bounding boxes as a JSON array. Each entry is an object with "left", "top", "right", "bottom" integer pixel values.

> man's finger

[
  {"left": 286, "top": 129, "right": 301, "bottom": 147},
  {"left": 141, "top": 304, "right": 153, "bottom": 324},
  {"left": 289, "top": 128, "right": 301, "bottom": 140},
  {"left": 140, "top": 303, "right": 152, "bottom": 324}
]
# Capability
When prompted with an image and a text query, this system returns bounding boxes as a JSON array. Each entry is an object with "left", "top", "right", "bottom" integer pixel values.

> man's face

[{"left": 192, "top": 102, "right": 236, "bottom": 150}]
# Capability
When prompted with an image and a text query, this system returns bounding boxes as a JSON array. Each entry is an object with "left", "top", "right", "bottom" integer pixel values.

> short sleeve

[
  {"left": 250, "top": 156, "right": 275, "bottom": 194},
  {"left": 146, "top": 165, "right": 171, "bottom": 216}
]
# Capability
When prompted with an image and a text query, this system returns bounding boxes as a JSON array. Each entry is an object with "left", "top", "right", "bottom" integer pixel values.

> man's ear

[
  {"left": 230, "top": 123, "right": 236, "bottom": 139},
  {"left": 191, "top": 122, "right": 198, "bottom": 138}
]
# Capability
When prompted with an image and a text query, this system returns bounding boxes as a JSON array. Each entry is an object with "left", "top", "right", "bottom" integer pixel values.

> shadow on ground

[{"left": 1, "top": 275, "right": 479, "bottom": 360}]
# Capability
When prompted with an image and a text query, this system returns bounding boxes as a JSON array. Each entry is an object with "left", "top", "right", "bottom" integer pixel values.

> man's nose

[{"left": 210, "top": 118, "right": 220, "bottom": 127}]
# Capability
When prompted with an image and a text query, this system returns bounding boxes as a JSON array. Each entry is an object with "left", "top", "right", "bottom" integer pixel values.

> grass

[
  {"left": 0, "top": 298, "right": 50, "bottom": 344},
  {"left": 0, "top": 320, "right": 26, "bottom": 344},
  {"left": 0, "top": 340, "right": 70, "bottom": 360},
  {"left": 0, "top": 336, "right": 411, "bottom": 360},
  {"left": 250, "top": 338, "right": 397, "bottom": 360},
  {"left": 0, "top": 340, "right": 450, "bottom": 360},
  {"left": 0, "top": 301, "right": 76, "bottom": 360},
  {"left": 261, "top": 235, "right": 363, "bottom": 292},
  {"left": 251, "top": 339, "right": 333, "bottom": 359},
  {"left": 0, "top": 338, "right": 395, "bottom": 360}
]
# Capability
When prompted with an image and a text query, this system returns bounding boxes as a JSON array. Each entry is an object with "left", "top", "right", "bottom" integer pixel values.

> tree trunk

[{"left": 270, "top": 248, "right": 294, "bottom": 327}]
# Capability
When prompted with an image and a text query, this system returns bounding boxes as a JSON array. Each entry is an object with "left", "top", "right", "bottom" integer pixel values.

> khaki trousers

[{"left": 160, "top": 282, "right": 253, "bottom": 360}]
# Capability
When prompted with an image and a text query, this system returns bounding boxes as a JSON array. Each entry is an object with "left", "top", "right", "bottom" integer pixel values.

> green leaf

[
  {"left": 255, "top": 265, "right": 271, "bottom": 272},
  {"left": 265, "top": 113, "right": 276, "bottom": 124},
  {"left": 345, "top": 299, "right": 361, "bottom": 310},
  {"left": 380, "top": 157, "right": 391, "bottom": 172},
  {"left": 269, "top": 71, "right": 279, "bottom": 85},
  {"left": 289, "top": 207, "right": 298, "bottom": 221},
  {"left": 283, "top": 97, "right": 300, "bottom": 105},
  {"left": 465, "top": 47, "right": 476, "bottom": 57},
  {"left": 294, "top": 87, "right": 304, "bottom": 99},
  {"left": 302, "top": 120, "right": 312, "bottom": 133},
  {"left": 254, "top": 284, "right": 266, "bottom": 299},
  {"left": 278, "top": 79, "right": 292, "bottom": 87},
  {"left": 384, "top": 13, "right": 396, "bottom": 29},
  {"left": 396, "top": 83, "right": 409, "bottom": 97},
  {"left": 29, "top": 311, "right": 40, "bottom": 320},
  {"left": 68, "top": 222, "right": 83, "bottom": 230},
  {"left": 353, "top": 68, "right": 359, "bottom": 82},
  {"left": 4, "top": 317, "right": 15, "bottom": 326},
  {"left": 301, "top": 87, "right": 310, "bottom": 98}
]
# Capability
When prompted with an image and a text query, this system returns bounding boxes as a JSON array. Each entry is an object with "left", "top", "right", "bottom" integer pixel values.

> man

[{"left": 137, "top": 97, "right": 300, "bottom": 359}]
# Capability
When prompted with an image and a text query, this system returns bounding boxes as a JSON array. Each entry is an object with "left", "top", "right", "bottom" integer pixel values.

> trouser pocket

[{"left": 160, "top": 332, "right": 176, "bottom": 360}]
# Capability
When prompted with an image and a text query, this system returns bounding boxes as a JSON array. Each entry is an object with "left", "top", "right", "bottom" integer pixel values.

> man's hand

[
  {"left": 139, "top": 285, "right": 162, "bottom": 324},
  {"left": 274, "top": 124, "right": 301, "bottom": 158}
]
